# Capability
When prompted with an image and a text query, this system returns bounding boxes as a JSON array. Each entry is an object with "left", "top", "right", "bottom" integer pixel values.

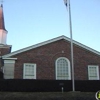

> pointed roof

[
  {"left": 0, "top": 4, "right": 6, "bottom": 31},
  {"left": 2, "top": 35, "right": 100, "bottom": 58}
]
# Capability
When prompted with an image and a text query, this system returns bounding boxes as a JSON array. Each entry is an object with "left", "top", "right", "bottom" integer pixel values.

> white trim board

[
  {"left": 0, "top": 44, "right": 12, "bottom": 48},
  {"left": 2, "top": 35, "right": 100, "bottom": 58},
  {"left": 2, "top": 58, "right": 17, "bottom": 60},
  {"left": 4, "top": 60, "right": 16, "bottom": 63}
]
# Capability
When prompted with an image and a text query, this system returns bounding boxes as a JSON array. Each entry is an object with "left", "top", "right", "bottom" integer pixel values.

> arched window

[{"left": 55, "top": 57, "right": 71, "bottom": 80}]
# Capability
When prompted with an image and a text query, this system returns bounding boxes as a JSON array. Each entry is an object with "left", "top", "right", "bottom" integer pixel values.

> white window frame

[
  {"left": 88, "top": 65, "right": 99, "bottom": 80},
  {"left": 55, "top": 57, "right": 71, "bottom": 80},
  {"left": 23, "top": 63, "right": 36, "bottom": 79}
]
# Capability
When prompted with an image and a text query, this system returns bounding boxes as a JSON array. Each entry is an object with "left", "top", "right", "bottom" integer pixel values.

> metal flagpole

[
  {"left": 68, "top": 0, "right": 75, "bottom": 92},
  {"left": 64, "top": 0, "right": 75, "bottom": 91}
]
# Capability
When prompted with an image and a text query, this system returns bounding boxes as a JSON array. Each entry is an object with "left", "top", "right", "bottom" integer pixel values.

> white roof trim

[
  {"left": 2, "top": 35, "right": 100, "bottom": 58},
  {"left": 2, "top": 58, "right": 17, "bottom": 60},
  {"left": 0, "top": 44, "right": 12, "bottom": 48}
]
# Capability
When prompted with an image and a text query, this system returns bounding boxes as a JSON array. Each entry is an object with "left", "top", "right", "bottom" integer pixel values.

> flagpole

[
  {"left": 68, "top": 0, "right": 75, "bottom": 92},
  {"left": 64, "top": 0, "right": 75, "bottom": 91}
]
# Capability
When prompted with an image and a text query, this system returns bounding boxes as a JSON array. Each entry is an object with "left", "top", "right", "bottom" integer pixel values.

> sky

[{"left": 2, "top": 0, "right": 100, "bottom": 52}]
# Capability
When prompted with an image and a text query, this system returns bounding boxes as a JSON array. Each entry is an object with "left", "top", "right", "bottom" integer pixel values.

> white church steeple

[
  {"left": 0, "top": 4, "right": 7, "bottom": 45},
  {"left": 0, "top": 2, "right": 12, "bottom": 57}
]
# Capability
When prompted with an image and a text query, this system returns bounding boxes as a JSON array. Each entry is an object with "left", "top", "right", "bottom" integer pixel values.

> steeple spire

[
  {"left": 0, "top": 2, "right": 8, "bottom": 45},
  {"left": 0, "top": 1, "right": 11, "bottom": 56},
  {"left": 0, "top": 4, "right": 6, "bottom": 31}
]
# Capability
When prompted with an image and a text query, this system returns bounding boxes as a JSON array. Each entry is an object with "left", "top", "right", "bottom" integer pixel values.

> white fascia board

[
  {"left": 2, "top": 58, "right": 17, "bottom": 60},
  {"left": 2, "top": 35, "right": 100, "bottom": 57},
  {"left": 0, "top": 44, "right": 12, "bottom": 48},
  {"left": 4, "top": 60, "right": 15, "bottom": 64},
  {"left": 73, "top": 39, "right": 100, "bottom": 56},
  {"left": 2, "top": 35, "right": 67, "bottom": 57}
]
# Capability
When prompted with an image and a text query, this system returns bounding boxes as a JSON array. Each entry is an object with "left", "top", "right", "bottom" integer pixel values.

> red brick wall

[
  {"left": 0, "top": 47, "right": 11, "bottom": 56},
  {"left": 12, "top": 39, "right": 100, "bottom": 80}
]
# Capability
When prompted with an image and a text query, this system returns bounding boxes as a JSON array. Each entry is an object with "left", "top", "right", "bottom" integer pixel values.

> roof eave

[{"left": 2, "top": 35, "right": 100, "bottom": 58}]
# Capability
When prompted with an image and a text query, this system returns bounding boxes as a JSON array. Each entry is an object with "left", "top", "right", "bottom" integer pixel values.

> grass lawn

[{"left": 0, "top": 92, "right": 96, "bottom": 100}]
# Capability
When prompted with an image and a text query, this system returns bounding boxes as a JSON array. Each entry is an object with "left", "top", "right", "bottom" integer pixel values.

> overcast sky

[{"left": 2, "top": 0, "right": 100, "bottom": 52}]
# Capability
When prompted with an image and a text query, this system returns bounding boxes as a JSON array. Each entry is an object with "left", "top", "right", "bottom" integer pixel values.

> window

[
  {"left": 23, "top": 63, "right": 36, "bottom": 79},
  {"left": 55, "top": 57, "right": 71, "bottom": 80},
  {"left": 88, "top": 65, "right": 99, "bottom": 80}
]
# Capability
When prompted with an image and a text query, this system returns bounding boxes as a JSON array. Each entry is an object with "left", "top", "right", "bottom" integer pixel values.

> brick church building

[{"left": 0, "top": 4, "right": 100, "bottom": 80}]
